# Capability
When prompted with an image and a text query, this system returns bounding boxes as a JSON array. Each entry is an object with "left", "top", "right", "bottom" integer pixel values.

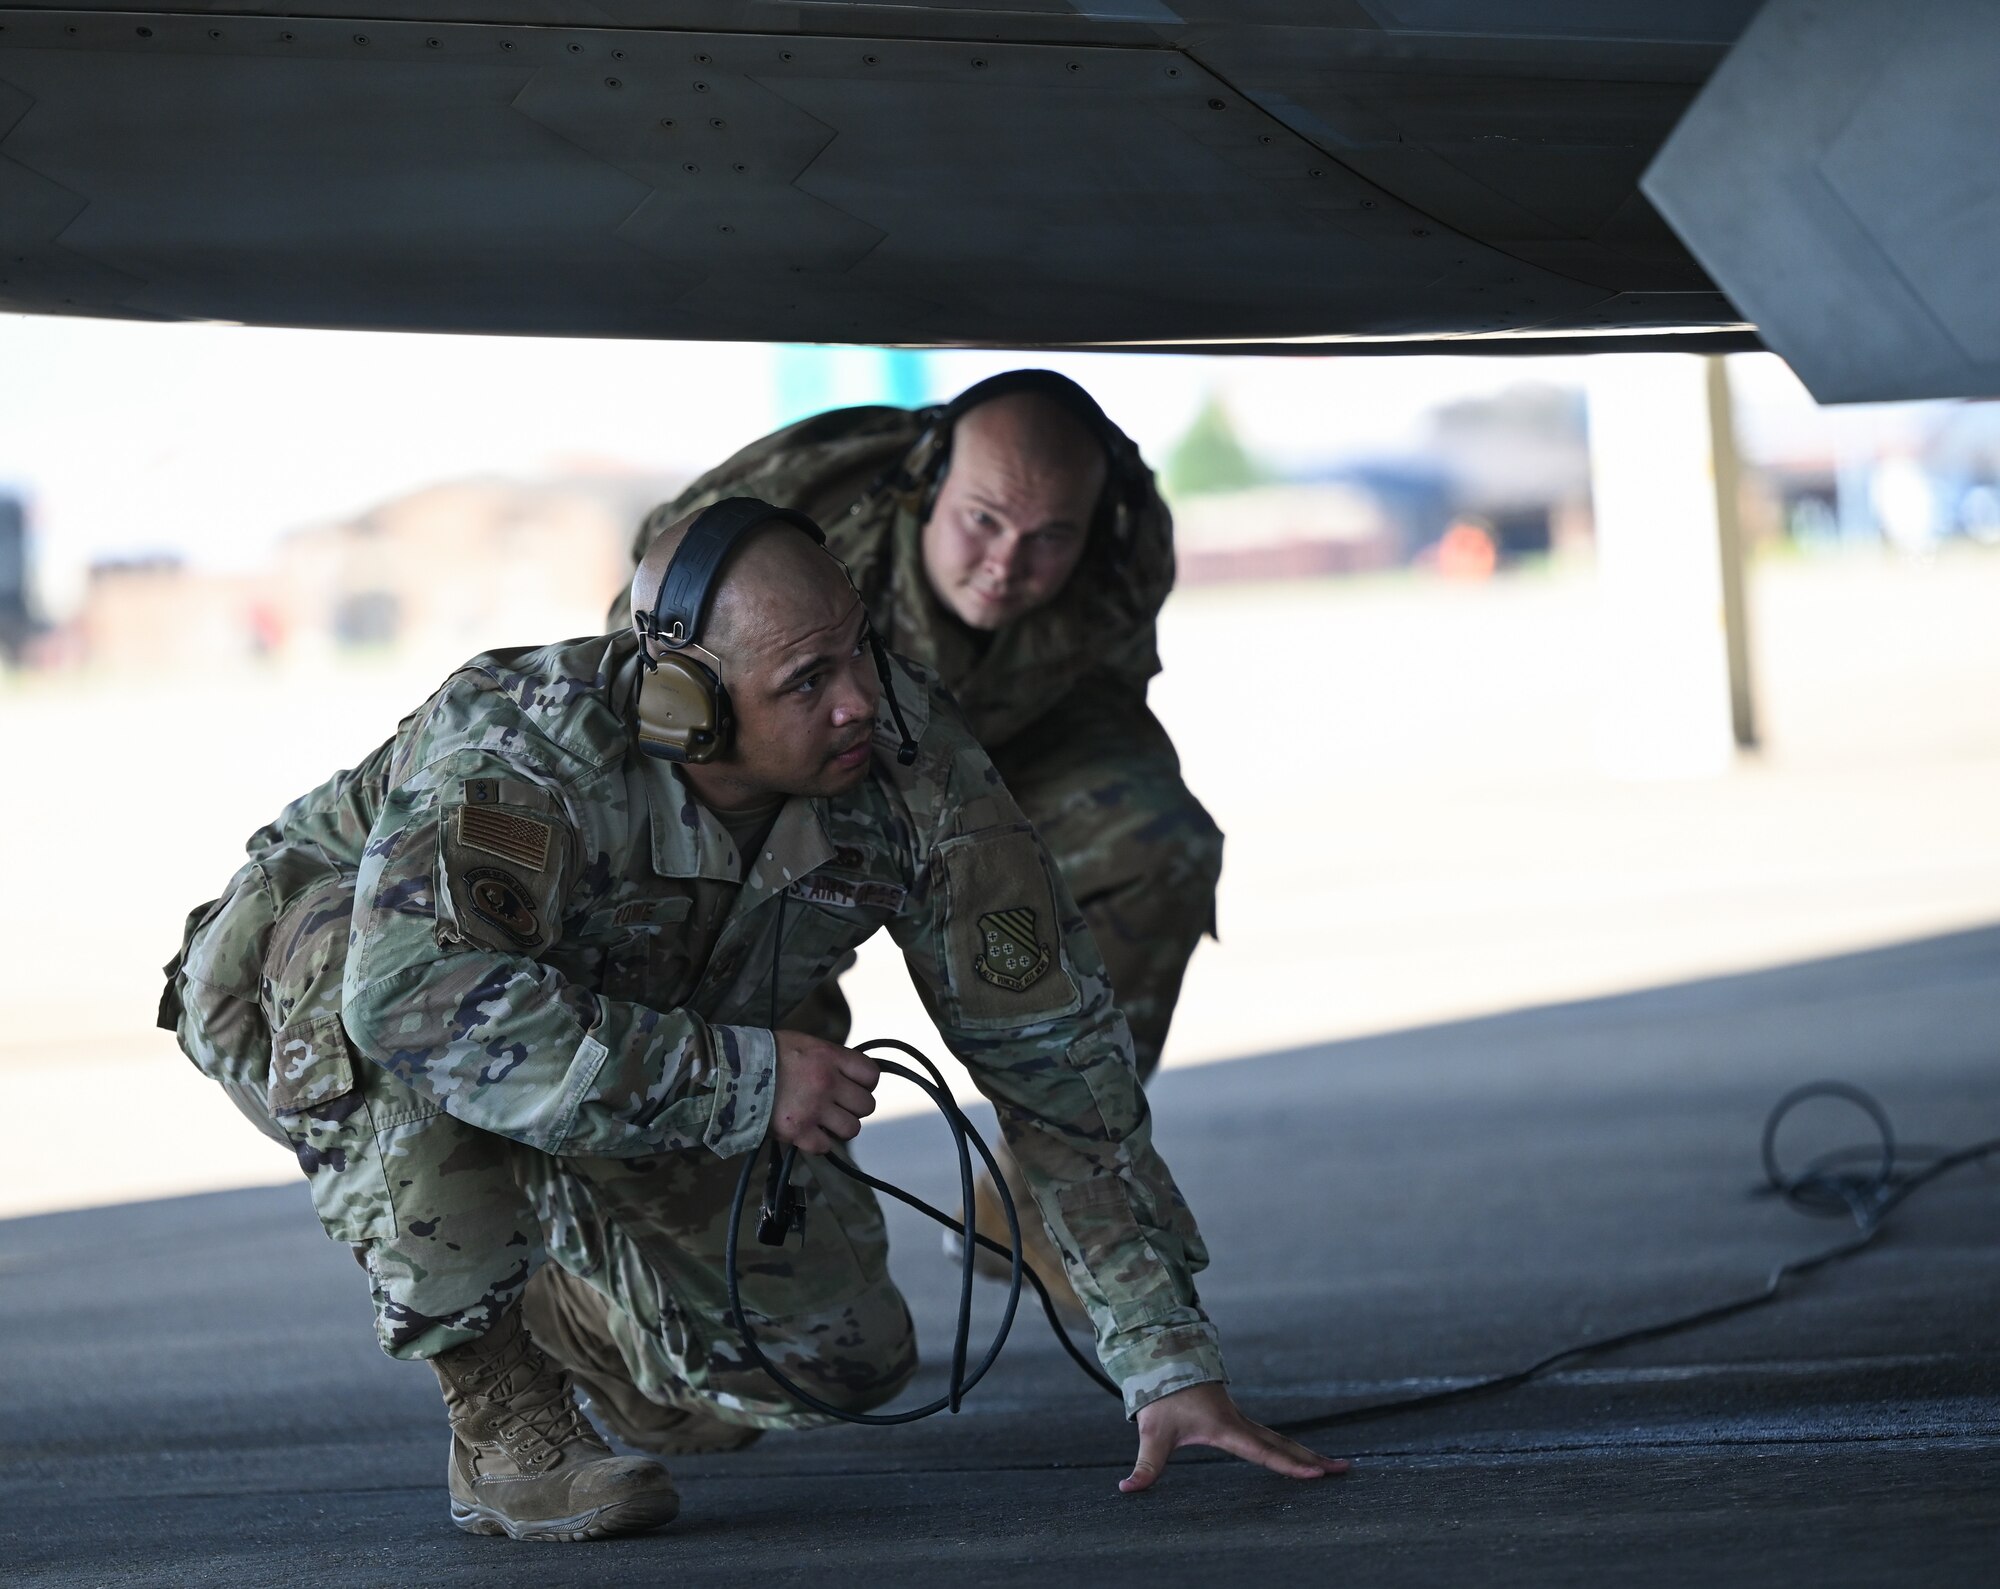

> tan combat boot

[
  {"left": 429, "top": 1303, "right": 681, "bottom": 1542},
  {"left": 521, "top": 1263, "right": 762, "bottom": 1456},
  {"left": 946, "top": 1159, "right": 1086, "bottom": 1322}
]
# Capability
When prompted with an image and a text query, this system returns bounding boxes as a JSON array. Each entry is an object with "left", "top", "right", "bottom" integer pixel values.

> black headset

[
  {"left": 631, "top": 496, "right": 917, "bottom": 767},
  {"left": 910, "top": 369, "right": 1142, "bottom": 544}
]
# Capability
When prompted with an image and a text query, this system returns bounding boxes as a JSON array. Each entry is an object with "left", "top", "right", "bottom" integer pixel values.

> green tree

[{"left": 1163, "top": 390, "right": 1266, "bottom": 498}]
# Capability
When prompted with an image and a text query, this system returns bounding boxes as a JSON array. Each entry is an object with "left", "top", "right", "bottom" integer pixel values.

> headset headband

[
  {"left": 913, "top": 369, "right": 1138, "bottom": 544},
  {"left": 933, "top": 369, "right": 1118, "bottom": 453},
  {"left": 642, "top": 497, "right": 825, "bottom": 650}
]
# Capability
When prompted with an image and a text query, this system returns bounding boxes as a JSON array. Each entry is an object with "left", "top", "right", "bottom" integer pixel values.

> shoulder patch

[
  {"left": 436, "top": 781, "right": 567, "bottom": 957},
  {"left": 463, "top": 867, "right": 544, "bottom": 949},
  {"left": 975, "top": 908, "right": 1052, "bottom": 991},
  {"left": 938, "top": 826, "right": 1082, "bottom": 1031}
]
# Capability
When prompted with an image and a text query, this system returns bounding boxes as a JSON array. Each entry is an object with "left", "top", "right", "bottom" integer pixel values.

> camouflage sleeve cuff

[
  {"left": 1103, "top": 1322, "right": 1229, "bottom": 1419},
  {"left": 702, "top": 1023, "right": 778, "bottom": 1159}
]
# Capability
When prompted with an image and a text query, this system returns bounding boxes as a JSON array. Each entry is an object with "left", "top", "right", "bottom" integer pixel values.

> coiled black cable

[
  {"left": 726, "top": 1036, "right": 1118, "bottom": 1421},
  {"left": 1279, "top": 1078, "right": 2000, "bottom": 1435},
  {"left": 726, "top": 1052, "right": 1999, "bottom": 1434},
  {"left": 738, "top": 893, "right": 1119, "bottom": 1421}
]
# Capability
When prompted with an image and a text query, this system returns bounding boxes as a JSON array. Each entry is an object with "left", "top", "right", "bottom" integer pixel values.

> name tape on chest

[{"left": 787, "top": 874, "right": 907, "bottom": 913}]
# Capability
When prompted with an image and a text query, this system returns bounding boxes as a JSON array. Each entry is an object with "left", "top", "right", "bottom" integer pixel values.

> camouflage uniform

[
  {"left": 163, "top": 634, "right": 1224, "bottom": 1426},
  {"left": 614, "top": 404, "right": 1221, "bottom": 1080}
]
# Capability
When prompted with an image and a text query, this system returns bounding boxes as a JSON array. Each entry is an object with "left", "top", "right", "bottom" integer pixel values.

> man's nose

[
  {"left": 829, "top": 661, "right": 878, "bottom": 725},
  {"left": 984, "top": 531, "right": 1028, "bottom": 581}
]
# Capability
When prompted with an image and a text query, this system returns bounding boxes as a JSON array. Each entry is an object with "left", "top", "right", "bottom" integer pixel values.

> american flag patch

[{"left": 457, "top": 804, "right": 552, "bottom": 872}]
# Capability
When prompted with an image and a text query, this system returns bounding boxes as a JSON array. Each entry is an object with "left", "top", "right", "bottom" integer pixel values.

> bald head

[
  {"left": 922, "top": 390, "right": 1109, "bottom": 631},
  {"left": 631, "top": 509, "right": 852, "bottom": 669},
  {"left": 632, "top": 504, "right": 881, "bottom": 803},
  {"left": 706, "top": 521, "right": 856, "bottom": 664},
  {"left": 947, "top": 391, "right": 1108, "bottom": 506}
]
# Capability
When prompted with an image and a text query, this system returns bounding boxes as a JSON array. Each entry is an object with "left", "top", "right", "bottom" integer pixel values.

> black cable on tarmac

[
  {"left": 1280, "top": 1081, "right": 1999, "bottom": 1435},
  {"left": 726, "top": 1052, "right": 1998, "bottom": 1435}
]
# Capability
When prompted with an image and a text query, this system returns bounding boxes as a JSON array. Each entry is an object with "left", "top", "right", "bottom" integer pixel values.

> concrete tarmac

[{"left": 4, "top": 927, "right": 1997, "bottom": 1586}]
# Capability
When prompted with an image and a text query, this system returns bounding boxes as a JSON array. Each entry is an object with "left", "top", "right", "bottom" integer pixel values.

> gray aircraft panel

[
  {"left": 0, "top": 5, "right": 1751, "bottom": 347},
  {"left": 1643, "top": 0, "right": 2000, "bottom": 403},
  {"left": 0, "top": 13, "right": 1670, "bottom": 343},
  {"left": 0, "top": 3, "right": 1755, "bottom": 37}
]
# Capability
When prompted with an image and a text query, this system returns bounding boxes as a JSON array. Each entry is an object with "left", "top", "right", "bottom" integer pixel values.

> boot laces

[{"left": 461, "top": 1328, "right": 599, "bottom": 1467}]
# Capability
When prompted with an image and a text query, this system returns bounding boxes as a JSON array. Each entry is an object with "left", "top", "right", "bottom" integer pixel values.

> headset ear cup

[{"left": 635, "top": 652, "right": 728, "bottom": 763}]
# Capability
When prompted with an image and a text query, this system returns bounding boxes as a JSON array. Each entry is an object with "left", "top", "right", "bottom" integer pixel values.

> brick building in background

[{"left": 74, "top": 468, "right": 679, "bottom": 677}]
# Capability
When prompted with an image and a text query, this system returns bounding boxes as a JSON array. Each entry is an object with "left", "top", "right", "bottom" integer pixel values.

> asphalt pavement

[{"left": 4, "top": 926, "right": 1997, "bottom": 1587}]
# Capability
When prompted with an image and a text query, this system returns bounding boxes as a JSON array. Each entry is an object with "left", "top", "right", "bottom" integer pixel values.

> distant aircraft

[{"left": 1, "top": 1, "right": 1992, "bottom": 401}]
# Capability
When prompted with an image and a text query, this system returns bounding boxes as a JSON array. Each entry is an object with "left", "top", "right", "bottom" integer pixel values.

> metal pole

[{"left": 1705, "top": 356, "right": 1759, "bottom": 751}]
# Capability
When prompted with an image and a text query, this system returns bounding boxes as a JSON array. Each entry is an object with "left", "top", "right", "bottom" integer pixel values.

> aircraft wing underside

[{"left": 0, "top": 2, "right": 1760, "bottom": 351}]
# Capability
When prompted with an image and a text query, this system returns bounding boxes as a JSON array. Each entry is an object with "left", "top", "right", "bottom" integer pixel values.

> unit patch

[
  {"left": 458, "top": 803, "right": 552, "bottom": 871},
  {"left": 974, "top": 907, "right": 1052, "bottom": 991},
  {"left": 439, "top": 781, "right": 564, "bottom": 956},
  {"left": 938, "top": 825, "right": 1082, "bottom": 1029},
  {"left": 464, "top": 866, "right": 542, "bottom": 948}
]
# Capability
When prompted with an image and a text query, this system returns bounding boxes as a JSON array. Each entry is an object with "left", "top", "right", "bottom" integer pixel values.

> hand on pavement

[{"left": 1121, "top": 1382, "right": 1350, "bottom": 1494}]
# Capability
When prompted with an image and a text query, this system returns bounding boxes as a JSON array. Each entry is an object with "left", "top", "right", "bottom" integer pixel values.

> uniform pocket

[
  {"left": 269, "top": 1012, "right": 396, "bottom": 1243},
  {"left": 436, "top": 778, "right": 567, "bottom": 956},
  {"left": 934, "top": 826, "right": 1083, "bottom": 1032},
  {"left": 181, "top": 865, "right": 275, "bottom": 1001},
  {"left": 770, "top": 894, "right": 875, "bottom": 1023},
  {"left": 171, "top": 867, "right": 286, "bottom": 1141},
  {"left": 588, "top": 895, "right": 700, "bottom": 1006}
]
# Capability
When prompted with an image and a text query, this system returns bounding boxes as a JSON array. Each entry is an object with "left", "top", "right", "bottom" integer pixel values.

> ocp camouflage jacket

[{"left": 188, "top": 631, "right": 1221, "bottom": 1413}]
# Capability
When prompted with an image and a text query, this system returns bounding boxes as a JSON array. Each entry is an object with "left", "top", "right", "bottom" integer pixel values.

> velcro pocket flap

[{"left": 936, "top": 825, "right": 1082, "bottom": 1031}]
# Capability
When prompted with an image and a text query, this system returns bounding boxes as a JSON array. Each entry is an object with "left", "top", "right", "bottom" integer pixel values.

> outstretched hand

[{"left": 1121, "top": 1382, "right": 1350, "bottom": 1494}]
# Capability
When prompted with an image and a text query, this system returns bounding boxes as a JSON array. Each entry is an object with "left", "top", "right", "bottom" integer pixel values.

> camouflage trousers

[
  {"left": 798, "top": 689, "right": 1223, "bottom": 1082},
  {"left": 170, "top": 869, "right": 917, "bottom": 1432}
]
